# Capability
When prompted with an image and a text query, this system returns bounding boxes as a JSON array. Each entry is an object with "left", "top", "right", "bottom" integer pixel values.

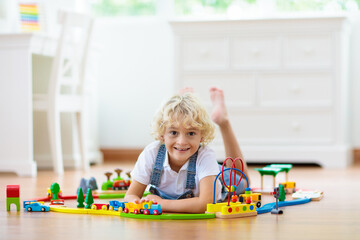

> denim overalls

[{"left": 148, "top": 144, "right": 197, "bottom": 200}]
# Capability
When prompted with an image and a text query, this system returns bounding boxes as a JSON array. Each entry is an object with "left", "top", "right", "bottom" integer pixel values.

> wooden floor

[{"left": 1, "top": 161, "right": 359, "bottom": 240}]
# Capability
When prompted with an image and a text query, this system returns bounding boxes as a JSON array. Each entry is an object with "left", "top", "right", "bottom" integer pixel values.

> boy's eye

[
  {"left": 170, "top": 131, "right": 177, "bottom": 136},
  {"left": 188, "top": 132, "right": 196, "bottom": 136}
]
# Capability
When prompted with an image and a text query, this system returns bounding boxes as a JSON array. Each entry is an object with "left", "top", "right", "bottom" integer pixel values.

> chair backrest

[{"left": 48, "top": 11, "right": 94, "bottom": 99}]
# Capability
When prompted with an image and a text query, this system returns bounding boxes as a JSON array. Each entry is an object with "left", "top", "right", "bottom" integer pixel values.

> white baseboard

[
  {"left": 212, "top": 145, "right": 352, "bottom": 168},
  {"left": 0, "top": 162, "right": 37, "bottom": 177},
  {"left": 35, "top": 150, "right": 103, "bottom": 169}
]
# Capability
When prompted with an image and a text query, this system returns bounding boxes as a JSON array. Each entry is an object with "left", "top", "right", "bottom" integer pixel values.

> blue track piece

[{"left": 256, "top": 198, "right": 311, "bottom": 214}]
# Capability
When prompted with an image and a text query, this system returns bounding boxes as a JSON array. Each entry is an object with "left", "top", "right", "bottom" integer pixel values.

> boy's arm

[
  {"left": 124, "top": 180, "right": 147, "bottom": 203},
  {"left": 144, "top": 175, "right": 216, "bottom": 213}
]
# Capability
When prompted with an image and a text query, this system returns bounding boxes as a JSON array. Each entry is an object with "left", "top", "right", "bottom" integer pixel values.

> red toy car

[{"left": 112, "top": 180, "right": 131, "bottom": 190}]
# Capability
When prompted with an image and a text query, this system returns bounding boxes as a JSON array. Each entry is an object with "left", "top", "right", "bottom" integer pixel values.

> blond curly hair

[{"left": 152, "top": 92, "right": 215, "bottom": 145}]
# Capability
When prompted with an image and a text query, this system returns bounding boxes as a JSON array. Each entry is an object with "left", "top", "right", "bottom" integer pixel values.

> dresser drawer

[
  {"left": 182, "top": 74, "right": 256, "bottom": 107},
  {"left": 284, "top": 34, "right": 334, "bottom": 68},
  {"left": 258, "top": 73, "right": 333, "bottom": 107},
  {"left": 181, "top": 37, "right": 229, "bottom": 71},
  {"left": 230, "top": 36, "right": 281, "bottom": 69},
  {"left": 226, "top": 111, "right": 334, "bottom": 144}
]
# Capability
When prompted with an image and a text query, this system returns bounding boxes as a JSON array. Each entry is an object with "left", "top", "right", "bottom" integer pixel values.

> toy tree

[
  {"left": 114, "top": 168, "right": 123, "bottom": 181},
  {"left": 50, "top": 182, "right": 60, "bottom": 200},
  {"left": 101, "top": 172, "right": 113, "bottom": 190},
  {"left": 85, "top": 188, "right": 94, "bottom": 209},
  {"left": 77, "top": 188, "right": 85, "bottom": 208}
]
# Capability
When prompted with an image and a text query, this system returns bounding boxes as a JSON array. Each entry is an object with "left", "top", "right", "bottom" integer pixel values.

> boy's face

[{"left": 161, "top": 123, "right": 203, "bottom": 169}]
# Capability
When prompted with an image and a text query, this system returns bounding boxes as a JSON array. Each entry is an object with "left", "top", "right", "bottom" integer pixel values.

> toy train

[
  {"left": 238, "top": 192, "right": 262, "bottom": 208},
  {"left": 91, "top": 200, "right": 162, "bottom": 215}
]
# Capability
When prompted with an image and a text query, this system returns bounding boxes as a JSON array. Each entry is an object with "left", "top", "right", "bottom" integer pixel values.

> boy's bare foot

[{"left": 209, "top": 87, "right": 229, "bottom": 126}]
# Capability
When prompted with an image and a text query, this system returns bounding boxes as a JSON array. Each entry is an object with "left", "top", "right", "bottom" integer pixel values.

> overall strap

[
  {"left": 150, "top": 144, "right": 199, "bottom": 189},
  {"left": 185, "top": 148, "right": 199, "bottom": 189},
  {"left": 149, "top": 144, "right": 166, "bottom": 187}
]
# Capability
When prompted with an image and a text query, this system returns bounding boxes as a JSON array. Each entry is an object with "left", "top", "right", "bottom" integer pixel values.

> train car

[
  {"left": 91, "top": 203, "right": 109, "bottom": 210},
  {"left": 123, "top": 202, "right": 143, "bottom": 214},
  {"left": 280, "top": 181, "right": 296, "bottom": 194},
  {"left": 112, "top": 180, "right": 131, "bottom": 190},
  {"left": 122, "top": 201, "right": 162, "bottom": 215},
  {"left": 143, "top": 204, "right": 162, "bottom": 215},
  {"left": 109, "top": 200, "right": 127, "bottom": 212},
  {"left": 238, "top": 192, "right": 262, "bottom": 208},
  {"left": 141, "top": 201, "right": 162, "bottom": 215}
]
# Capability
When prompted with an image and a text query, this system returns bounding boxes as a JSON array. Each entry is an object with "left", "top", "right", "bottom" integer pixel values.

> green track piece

[
  {"left": 120, "top": 212, "right": 216, "bottom": 220},
  {"left": 98, "top": 193, "right": 126, "bottom": 199}
]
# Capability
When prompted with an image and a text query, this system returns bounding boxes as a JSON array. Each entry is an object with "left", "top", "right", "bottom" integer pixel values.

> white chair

[{"left": 33, "top": 11, "right": 94, "bottom": 175}]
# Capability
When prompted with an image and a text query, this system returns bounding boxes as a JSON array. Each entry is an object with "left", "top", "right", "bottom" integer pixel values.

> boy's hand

[{"left": 141, "top": 194, "right": 162, "bottom": 204}]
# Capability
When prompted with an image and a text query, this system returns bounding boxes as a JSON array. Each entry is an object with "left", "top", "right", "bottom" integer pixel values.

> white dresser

[{"left": 170, "top": 16, "right": 351, "bottom": 168}]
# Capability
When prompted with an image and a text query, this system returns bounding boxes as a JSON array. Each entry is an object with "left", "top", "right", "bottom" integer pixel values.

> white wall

[
  {"left": 93, "top": 17, "right": 174, "bottom": 148},
  {"left": 93, "top": 15, "right": 360, "bottom": 149},
  {"left": 349, "top": 14, "right": 360, "bottom": 147}
]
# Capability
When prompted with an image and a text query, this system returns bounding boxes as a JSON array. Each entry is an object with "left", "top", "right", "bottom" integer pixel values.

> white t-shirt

[{"left": 131, "top": 141, "right": 222, "bottom": 201}]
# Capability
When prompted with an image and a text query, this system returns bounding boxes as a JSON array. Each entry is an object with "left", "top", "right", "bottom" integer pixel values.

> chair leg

[
  {"left": 47, "top": 109, "right": 64, "bottom": 175},
  {"left": 76, "top": 111, "right": 90, "bottom": 171}
]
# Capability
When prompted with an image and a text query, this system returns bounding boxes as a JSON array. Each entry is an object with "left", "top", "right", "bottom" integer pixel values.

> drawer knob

[
  {"left": 291, "top": 121, "right": 301, "bottom": 131},
  {"left": 303, "top": 47, "right": 314, "bottom": 55},
  {"left": 201, "top": 49, "right": 210, "bottom": 58},
  {"left": 252, "top": 48, "right": 260, "bottom": 56},
  {"left": 290, "top": 84, "right": 301, "bottom": 94}
]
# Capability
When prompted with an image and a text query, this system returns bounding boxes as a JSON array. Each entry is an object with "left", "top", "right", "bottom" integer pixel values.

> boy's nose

[{"left": 177, "top": 134, "right": 188, "bottom": 145}]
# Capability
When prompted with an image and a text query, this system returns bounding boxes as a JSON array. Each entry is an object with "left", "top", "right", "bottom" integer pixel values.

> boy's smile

[{"left": 162, "top": 124, "right": 202, "bottom": 172}]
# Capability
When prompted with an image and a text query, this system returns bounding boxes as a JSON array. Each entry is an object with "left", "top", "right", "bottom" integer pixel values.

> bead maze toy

[{"left": 206, "top": 157, "right": 258, "bottom": 219}]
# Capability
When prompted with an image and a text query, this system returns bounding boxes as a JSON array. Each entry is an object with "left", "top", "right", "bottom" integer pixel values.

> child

[{"left": 124, "top": 87, "right": 249, "bottom": 213}]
